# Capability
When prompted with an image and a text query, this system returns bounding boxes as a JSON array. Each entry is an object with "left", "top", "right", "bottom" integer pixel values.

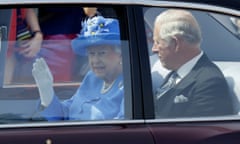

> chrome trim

[
  {"left": 0, "top": 119, "right": 145, "bottom": 129},
  {"left": 146, "top": 115, "right": 240, "bottom": 123}
]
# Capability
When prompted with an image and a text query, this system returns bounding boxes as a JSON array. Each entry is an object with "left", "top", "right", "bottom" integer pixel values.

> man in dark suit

[{"left": 152, "top": 9, "right": 235, "bottom": 118}]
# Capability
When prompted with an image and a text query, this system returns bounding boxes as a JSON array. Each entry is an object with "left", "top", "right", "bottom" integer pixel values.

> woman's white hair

[{"left": 155, "top": 9, "right": 202, "bottom": 46}]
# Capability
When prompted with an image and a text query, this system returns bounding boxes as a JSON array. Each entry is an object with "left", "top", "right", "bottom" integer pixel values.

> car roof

[
  {"left": 160, "top": 0, "right": 240, "bottom": 10},
  {"left": 0, "top": 0, "right": 239, "bottom": 16},
  {"left": 0, "top": 0, "right": 238, "bottom": 6}
]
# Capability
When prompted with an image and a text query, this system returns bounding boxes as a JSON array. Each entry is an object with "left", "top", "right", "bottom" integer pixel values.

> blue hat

[{"left": 71, "top": 16, "right": 120, "bottom": 55}]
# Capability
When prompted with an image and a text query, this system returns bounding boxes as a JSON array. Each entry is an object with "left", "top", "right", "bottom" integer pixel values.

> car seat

[{"left": 215, "top": 62, "right": 240, "bottom": 114}]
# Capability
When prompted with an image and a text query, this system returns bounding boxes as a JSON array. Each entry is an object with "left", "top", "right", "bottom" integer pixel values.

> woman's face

[
  {"left": 87, "top": 45, "right": 122, "bottom": 82},
  {"left": 83, "top": 7, "right": 97, "bottom": 17}
]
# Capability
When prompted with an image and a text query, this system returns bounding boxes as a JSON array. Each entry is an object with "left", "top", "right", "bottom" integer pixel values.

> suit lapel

[
  {"left": 169, "top": 53, "right": 209, "bottom": 96},
  {"left": 156, "top": 54, "right": 209, "bottom": 117},
  {"left": 157, "top": 67, "right": 197, "bottom": 101}
]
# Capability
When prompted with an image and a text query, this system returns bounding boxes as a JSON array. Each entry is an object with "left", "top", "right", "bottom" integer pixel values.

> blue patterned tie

[{"left": 156, "top": 71, "right": 178, "bottom": 99}]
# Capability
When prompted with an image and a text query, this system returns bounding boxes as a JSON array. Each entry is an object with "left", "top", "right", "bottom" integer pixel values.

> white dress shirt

[{"left": 175, "top": 51, "right": 203, "bottom": 84}]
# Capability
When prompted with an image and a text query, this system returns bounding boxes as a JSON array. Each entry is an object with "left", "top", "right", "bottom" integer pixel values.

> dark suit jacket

[{"left": 155, "top": 54, "right": 235, "bottom": 118}]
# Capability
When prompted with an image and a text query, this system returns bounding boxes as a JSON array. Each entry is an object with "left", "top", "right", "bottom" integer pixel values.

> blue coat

[{"left": 41, "top": 71, "right": 124, "bottom": 121}]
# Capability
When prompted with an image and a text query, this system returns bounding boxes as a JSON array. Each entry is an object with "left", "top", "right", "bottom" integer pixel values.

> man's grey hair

[{"left": 155, "top": 10, "right": 202, "bottom": 46}]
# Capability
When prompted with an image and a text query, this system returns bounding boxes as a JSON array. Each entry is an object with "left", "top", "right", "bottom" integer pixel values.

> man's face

[
  {"left": 152, "top": 25, "right": 177, "bottom": 70},
  {"left": 87, "top": 45, "right": 122, "bottom": 81}
]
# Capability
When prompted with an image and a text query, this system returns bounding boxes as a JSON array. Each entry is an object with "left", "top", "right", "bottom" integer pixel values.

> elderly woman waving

[{"left": 32, "top": 16, "right": 124, "bottom": 121}]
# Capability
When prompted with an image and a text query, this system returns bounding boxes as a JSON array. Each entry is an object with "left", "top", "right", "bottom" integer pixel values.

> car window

[
  {"left": 143, "top": 7, "right": 240, "bottom": 119},
  {"left": 0, "top": 6, "right": 132, "bottom": 124}
]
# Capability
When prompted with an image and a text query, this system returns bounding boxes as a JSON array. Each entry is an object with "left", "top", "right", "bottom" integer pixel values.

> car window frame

[
  {"left": 138, "top": 2, "right": 240, "bottom": 122},
  {"left": 0, "top": 3, "right": 145, "bottom": 127}
]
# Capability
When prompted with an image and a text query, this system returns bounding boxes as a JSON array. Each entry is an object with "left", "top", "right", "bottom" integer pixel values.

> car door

[
  {"left": 137, "top": 1, "right": 240, "bottom": 144},
  {"left": 0, "top": 123, "right": 154, "bottom": 144},
  {"left": 0, "top": 3, "right": 154, "bottom": 144}
]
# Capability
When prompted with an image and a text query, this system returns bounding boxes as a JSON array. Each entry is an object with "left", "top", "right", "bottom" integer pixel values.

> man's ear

[{"left": 171, "top": 35, "right": 182, "bottom": 52}]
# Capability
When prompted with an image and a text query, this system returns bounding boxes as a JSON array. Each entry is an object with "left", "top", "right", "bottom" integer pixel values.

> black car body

[{"left": 0, "top": 0, "right": 240, "bottom": 143}]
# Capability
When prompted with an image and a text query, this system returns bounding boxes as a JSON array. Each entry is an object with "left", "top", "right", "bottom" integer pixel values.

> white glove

[{"left": 32, "top": 58, "right": 54, "bottom": 107}]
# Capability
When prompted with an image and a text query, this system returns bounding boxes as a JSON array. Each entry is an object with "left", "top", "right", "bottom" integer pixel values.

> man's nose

[{"left": 152, "top": 44, "right": 159, "bottom": 54}]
